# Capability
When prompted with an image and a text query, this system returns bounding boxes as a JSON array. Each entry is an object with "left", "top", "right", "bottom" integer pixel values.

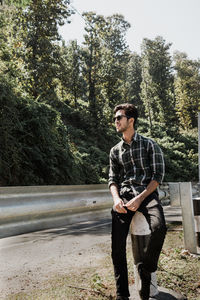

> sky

[{"left": 59, "top": 0, "right": 200, "bottom": 61}]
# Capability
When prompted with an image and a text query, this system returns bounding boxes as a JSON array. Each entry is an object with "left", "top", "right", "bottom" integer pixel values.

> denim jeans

[{"left": 111, "top": 192, "right": 167, "bottom": 297}]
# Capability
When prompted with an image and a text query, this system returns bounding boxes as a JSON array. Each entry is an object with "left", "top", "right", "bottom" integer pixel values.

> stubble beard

[{"left": 116, "top": 121, "right": 129, "bottom": 133}]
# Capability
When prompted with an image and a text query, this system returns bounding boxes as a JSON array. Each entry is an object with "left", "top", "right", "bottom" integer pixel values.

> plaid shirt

[{"left": 108, "top": 132, "right": 165, "bottom": 196}]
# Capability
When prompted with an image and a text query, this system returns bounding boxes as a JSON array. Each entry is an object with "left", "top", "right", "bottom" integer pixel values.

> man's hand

[
  {"left": 111, "top": 180, "right": 159, "bottom": 213},
  {"left": 124, "top": 195, "right": 143, "bottom": 211},
  {"left": 110, "top": 184, "right": 127, "bottom": 214},
  {"left": 114, "top": 198, "right": 127, "bottom": 214}
]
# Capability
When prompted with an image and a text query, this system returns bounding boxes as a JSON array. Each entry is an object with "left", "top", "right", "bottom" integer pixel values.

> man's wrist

[
  {"left": 137, "top": 192, "right": 146, "bottom": 203},
  {"left": 113, "top": 196, "right": 122, "bottom": 204}
]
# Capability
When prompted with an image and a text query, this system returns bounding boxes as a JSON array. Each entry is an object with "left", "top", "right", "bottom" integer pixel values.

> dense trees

[
  {"left": 21, "top": 0, "right": 73, "bottom": 103},
  {"left": 0, "top": 1, "right": 199, "bottom": 185},
  {"left": 81, "top": 12, "right": 130, "bottom": 124},
  {"left": 174, "top": 51, "right": 200, "bottom": 129},
  {"left": 140, "top": 37, "right": 176, "bottom": 129}
]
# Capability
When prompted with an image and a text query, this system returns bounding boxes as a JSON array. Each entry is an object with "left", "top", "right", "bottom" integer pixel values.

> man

[{"left": 108, "top": 103, "right": 167, "bottom": 300}]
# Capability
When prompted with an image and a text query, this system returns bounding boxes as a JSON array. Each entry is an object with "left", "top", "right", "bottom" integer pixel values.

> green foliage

[
  {"left": 0, "top": 76, "right": 82, "bottom": 185},
  {"left": 174, "top": 51, "right": 200, "bottom": 129},
  {"left": 0, "top": 4, "right": 22, "bottom": 81},
  {"left": 61, "top": 105, "right": 119, "bottom": 184},
  {"left": 140, "top": 36, "right": 176, "bottom": 128},
  {"left": 81, "top": 12, "right": 131, "bottom": 123},
  {"left": 58, "top": 40, "right": 86, "bottom": 107},
  {"left": 18, "top": 0, "right": 73, "bottom": 102},
  {"left": 4, "top": 0, "right": 30, "bottom": 7},
  {"left": 0, "top": 1, "right": 199, "bottom": 186},
  {"left": 137, "top": 119, "right": 198, "bottom": 182},
  {"left": 126, "top": 52, "right": 143, "bottom": 114}
]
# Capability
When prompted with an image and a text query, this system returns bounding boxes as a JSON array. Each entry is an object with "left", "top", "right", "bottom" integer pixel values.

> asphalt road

[
  {"left": 0, "top": 214, "right": 113, "bottom": 298},
  {"left": 0, "top": 206, "right": 182, "bottom": 299}
]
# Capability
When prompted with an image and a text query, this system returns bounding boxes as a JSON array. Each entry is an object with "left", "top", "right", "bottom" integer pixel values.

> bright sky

[{"left": 59, "top": 0, "right": 200, "bottom": 61}]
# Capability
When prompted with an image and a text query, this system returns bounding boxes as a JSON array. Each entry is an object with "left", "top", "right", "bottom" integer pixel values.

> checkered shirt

[{"left": 108, "top": 132, "right": 165, "bottom": 195}]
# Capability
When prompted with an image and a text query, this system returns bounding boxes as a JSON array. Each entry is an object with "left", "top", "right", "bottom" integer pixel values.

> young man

[{"left": 108, "top": 103, "right": 167, "bottom": 300}]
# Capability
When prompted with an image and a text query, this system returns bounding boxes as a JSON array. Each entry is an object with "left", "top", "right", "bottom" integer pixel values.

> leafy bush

[
  {"left": 0, "top": 78, "right": 81, "bottom": 185},
  {"left": 0, "top": 77, "right": 198, "bottom": 186}
]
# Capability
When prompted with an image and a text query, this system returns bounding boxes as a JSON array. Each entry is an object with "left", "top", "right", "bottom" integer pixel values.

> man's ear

[{"left": 129, "top": 117, "right": 135, "bottom": 126}]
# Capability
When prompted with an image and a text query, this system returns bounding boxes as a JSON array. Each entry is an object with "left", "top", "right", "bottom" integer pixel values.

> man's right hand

[
  {"left": 114, "top": 198, "right": 127, "bottom": 214},
  {"left": 110, "top": 184, "right": 127, "bottom": 213}
]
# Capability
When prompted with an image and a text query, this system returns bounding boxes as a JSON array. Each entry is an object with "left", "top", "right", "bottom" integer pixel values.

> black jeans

[{"left": 111, "top": 192, "right": 167, "bottom": 297}]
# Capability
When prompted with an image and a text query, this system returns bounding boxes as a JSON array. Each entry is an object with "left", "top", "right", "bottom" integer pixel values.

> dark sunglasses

[{"left": 113, "top": 115, "right": 130, "bottom": 122}]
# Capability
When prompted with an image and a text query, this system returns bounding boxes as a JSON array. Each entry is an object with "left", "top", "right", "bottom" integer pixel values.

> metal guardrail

[
  {"left": 0, "top": 184, "right": 169, "bottom": 239},
  {"left": 0, "top": 184, "right": 112, "bottom": 239}
]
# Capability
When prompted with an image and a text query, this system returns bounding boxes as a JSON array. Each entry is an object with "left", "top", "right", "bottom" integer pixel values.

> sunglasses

[{"left": 113, "top": 115, "right": 130, "bottom": 122}]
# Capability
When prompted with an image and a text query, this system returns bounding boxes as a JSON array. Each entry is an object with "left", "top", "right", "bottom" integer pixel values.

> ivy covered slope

[
  {"left": 0, "top": 79, "right": 79, "bottom": 186},
  {"left": 0, "top": 1, "right": 199, "bottom": 186},
  {"left": 0, "top": 91, "right": 198, "bottom": 186}
]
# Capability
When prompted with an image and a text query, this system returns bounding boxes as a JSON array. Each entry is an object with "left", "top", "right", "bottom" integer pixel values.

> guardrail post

[
  {"left": 179, "top": 182, "right": 198, "bottom": 254},
  {"left": 193, "top": 197, "right": 200, "bottom": 254},
  {"left": 169, "top": 183, "right": 181, "bottom": 206},
  {"left": 130, "top": 211, "right": 159, "bottom": 298},
  {"left": 198, "top": 112, "right": 200, "bottom": 184}
]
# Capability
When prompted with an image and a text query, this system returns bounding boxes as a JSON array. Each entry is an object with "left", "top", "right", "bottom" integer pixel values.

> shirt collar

[{"left": 122, "top": 132, "right": 139, "bottom": 146}]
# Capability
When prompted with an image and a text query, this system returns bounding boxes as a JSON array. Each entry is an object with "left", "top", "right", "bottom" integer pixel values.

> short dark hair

[{"left": 114, "top": 103, "right": 138, "bottom": 126}]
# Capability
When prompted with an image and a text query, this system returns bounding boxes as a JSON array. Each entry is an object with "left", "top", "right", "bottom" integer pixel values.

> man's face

[{"left": 114, "top": 110, "right": 131, "bottom": 133}]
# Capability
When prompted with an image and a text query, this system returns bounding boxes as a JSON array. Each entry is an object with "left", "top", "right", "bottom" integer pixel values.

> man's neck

[{"left": 123, "top": 129, "right": 135, "bottom": 144}]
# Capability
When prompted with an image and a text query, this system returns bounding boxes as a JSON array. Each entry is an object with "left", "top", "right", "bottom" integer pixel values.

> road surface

[{"left": 0, "top": 206, "right": 182, "bottom": 298}]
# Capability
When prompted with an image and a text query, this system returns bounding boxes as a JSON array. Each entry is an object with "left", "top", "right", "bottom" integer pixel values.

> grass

[
  {"left": 157, "top": 224, "right": 200, "bottom": 300},
  {"left": 5, "top": 224, "right": 200, "bottom": 300}
]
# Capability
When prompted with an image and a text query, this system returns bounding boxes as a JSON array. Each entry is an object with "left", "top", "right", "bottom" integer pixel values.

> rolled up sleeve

[
  {"left": 148, "top": 140, "right": 165, "bottom": 184},
  {"left": 108, "top": 148, "right": 121, "bottom": 189}
]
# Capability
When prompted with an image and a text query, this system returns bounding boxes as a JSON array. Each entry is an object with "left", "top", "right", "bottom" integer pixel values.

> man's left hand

[{"left": 124, "top": 195, "right": 143, "bottom": 211}]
